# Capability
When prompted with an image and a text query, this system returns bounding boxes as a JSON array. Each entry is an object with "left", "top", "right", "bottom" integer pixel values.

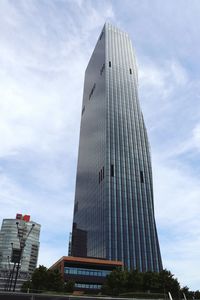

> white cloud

[
  {"left": 154, "top": 160, "right": 200, "bottom": 226},
  {"left": 170, "top": 61, "right": 188, "bottom": 85},
  {"left": 136, "top": 32, "right": 200, "bottom": 290},
  {"left": 192, "top": 123, "right": 200, "bottom": 151},
  {"left": 152, "top": 156, "right": 200, "bottom": 290}
]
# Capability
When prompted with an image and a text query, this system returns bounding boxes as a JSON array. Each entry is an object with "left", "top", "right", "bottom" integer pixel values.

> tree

[
  {"left": 21, "top": 265, "right": 65, "bottom": 293},
  {"left": 102, "top": 268, "right": 127, "bottom": 295},
  {"left": 181, "top": 286, "right": 190, "bottom": 298},
  {"left": 143, "top": 271, "right": 160, "bottom": 293},
  {"left": 158, "top": 269, "right": 180, "bottom": 298},
  {"left": 126, "top": 269, "right": 143, "bottom": 292},
  {"left": 21, "top": 280, "right": 32, "bottom": 293},
  {"left": 31, "top": 265, "right": 48, "bottom": 292},
  {"left": 102, "top": 268, "right": 183, "bottom": 297},
  {"left": 194, "top": 290, "right": 200, "bottom": 299},
  {"left": 64, "top": 280, "right": 75, "bottom": 293},
  {"left": 46, "top": 269, "right": 64, "bottom": 292}
]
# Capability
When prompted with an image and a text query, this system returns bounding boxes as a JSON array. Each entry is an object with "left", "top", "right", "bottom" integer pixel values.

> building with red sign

[{"left": 0, "top": 214, "right": 41, "bottom": 291}]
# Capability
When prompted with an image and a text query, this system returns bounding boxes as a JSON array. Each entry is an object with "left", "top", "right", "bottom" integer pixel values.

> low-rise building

[{"left": 50, "top": 256, "right": 123, "bottom": 293}]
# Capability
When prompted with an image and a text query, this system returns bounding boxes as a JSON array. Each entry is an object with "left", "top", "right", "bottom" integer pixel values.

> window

[
  {"left": 82, "top": 106, "right": 85, "bottom": 115},
  {"left": 65, "top": 267, "right": 110, "bottom": 278},
  {"left": 89, "top": 83, "right": 96, "bottom": 100},
  {"left": 75, "top": 283, "right": 102, "bottom": 289},
  {"left": 100, "top": 63, "right": 105, "bottom": 75},
  {"left": 111, "top": 164, "right": 114, "bottom": 177},
  {"left": 140, "top": 171, "right": 144, "bottom": 183},
  {"left": 99, "top": 31, "right": 104, "bottom": 40},
  {"left": 74, "top": 202, "right": 78, "bottom": 213},
  {"left": 130, "top": 68, "right": 132, "bottom": 74},
  {"left": 109, "top": 61, "right": 111, "bottom": 67},
  {"left": 99, "top": 166, "right": 104, "bottom": 183}
]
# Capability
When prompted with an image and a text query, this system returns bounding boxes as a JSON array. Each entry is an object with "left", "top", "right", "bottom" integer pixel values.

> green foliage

[
  {"left": 31, "top": 265, "right": 48, "bottom": 291},
  {"left": 143, "top": 271, "right": 160, "bottom": 292},
  {"left": 46, "top": 269, "right": 64, "bottom": 292},
  {"left": 102, "top": 268, "right": 182, "bottom": 297},
  {"left": 21, "top": 265, "right": 199, "bottom": 297},
  {"left": 194, "top": 290, "right": 200, "bottom": 299},
  {"left": 21, "top": 280, "right": 32, "bottom": 293},
  {"left": 101, "top": 268, "right": 130, "bottom": 295},
  {"left": 181, "top": 286, "right": 200, "bottom": 299},
  {"left": 159, "top": 269, "right": 180, "bottom": 298},
  {"left": 21, "top": 265, "right": 65, "bottom": 293},
  {"left": 64, "top": 279, "right": 75, "bottom": 293},
  {"left": 127, "top": 269, "right": 143, "bottom": 292}
]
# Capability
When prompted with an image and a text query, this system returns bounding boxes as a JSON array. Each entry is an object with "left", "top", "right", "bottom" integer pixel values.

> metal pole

[
  {"left": 13, "top": 251, "right": 22, "bottom": 291},
  {"left": 8, "top": 262, "right": 16, "bottom": 291},
  {"left": 12, "top": 222, "right": 35, "bottom": 292}
]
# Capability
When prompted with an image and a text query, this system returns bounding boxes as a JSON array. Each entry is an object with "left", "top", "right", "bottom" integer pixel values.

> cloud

[
  {"left": 152, "top": 155, "right": 200, "bottom": 290},
  {"left": 137, "top": 54, "right": 200, "bottom": 290},
  {"left": 135, "top": 33, "right": 200, "bottom": 289},
  {"left": 192, "top": 123, "right": 200, "bottom": 151}
]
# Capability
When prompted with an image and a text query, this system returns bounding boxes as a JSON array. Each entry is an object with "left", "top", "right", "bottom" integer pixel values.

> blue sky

[{"left": 0, "top": 0, "right": 200, "bottom": 291}]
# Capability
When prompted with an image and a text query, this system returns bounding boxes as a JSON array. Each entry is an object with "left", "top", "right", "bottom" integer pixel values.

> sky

[{"left": 0, "top": 0, "right": 200, "bottom": 291}]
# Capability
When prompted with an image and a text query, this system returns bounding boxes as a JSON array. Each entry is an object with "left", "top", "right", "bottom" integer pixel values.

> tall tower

[
  {"left": 0, "top": 214, "right": 40, "bottom": 275},
  {"left": 71, "top": 23, "right": 162, "bottom": 272}
]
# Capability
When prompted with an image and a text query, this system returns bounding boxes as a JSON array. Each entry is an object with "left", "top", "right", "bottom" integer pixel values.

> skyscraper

[
  {"left": 71, "top": 23, "right": 162, "bottom": 272},
  {"left": 0, "top": 213, "right": 40, "bottom": 290}
]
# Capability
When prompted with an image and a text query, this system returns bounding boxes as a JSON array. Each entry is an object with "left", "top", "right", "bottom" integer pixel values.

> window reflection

[
  {"left": 75, "top": 283, "right": 102, "bottom": 289},
  {"left": 64, "top": 267, "right": 111, "bottom": 277}
]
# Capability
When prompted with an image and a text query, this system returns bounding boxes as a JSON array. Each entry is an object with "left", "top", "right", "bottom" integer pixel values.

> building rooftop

[{"left": 50, "top": 256, "right": 123, "bottom": 269}]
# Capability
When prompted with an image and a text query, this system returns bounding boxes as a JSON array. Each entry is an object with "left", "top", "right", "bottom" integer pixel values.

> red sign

[
  {"left": 16, "top": 214, "right": 22, "bottom": 220},
  {"left": 23, "top": 215, "right": 30, "bottom": 222},
  {"left": 16, "top": 214, "right": 30, "bottom": 222}
]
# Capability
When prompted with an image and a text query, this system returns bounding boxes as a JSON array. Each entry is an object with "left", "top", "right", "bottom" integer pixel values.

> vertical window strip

[
  {"left": 118, "top": 32, "right": 130, "bottom": 269},
  {"left": 138, "top": 91, "right": 157, "bottom": 271},
  {"left": 111, "top": 164, "right": 114, "bottom": 177},
  {"left": 107, "top": 29, "right": 112, "bottom": 260},
  {"left": 140, "top": 171, "right": 144, "bottom": 183},
  {"left": 89, "top": 83, "right": 96, "bottom": 100},
  {"left": 100, "top": 63, "right": 105, "bottom": 75},
  {"left": 99, "top": 31, "right": 104, "bottom": 40},
  {"left": 114, "top": 31, "right": 123, "bottom": 262},
  {"left": 123, "top": 36, "right": 137, "bottom": 269},
  {"left": 126, "top": 40, "right": 143, "bottom": 271},
  {"left": 82, "top": 106, "right": 85, "bottom": 115}
]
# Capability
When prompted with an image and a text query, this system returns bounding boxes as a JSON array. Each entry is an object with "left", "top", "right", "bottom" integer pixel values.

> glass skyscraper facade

[{"left": 71, "top": 23, "right": 162, "bottom": 272}]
